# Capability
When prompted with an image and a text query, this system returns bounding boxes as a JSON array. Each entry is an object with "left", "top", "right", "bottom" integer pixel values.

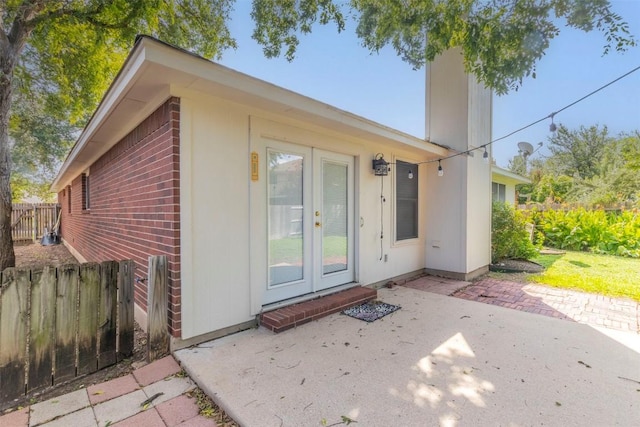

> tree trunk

[{"left": 0, "top": 49, "right": 16, "bottom": 269}]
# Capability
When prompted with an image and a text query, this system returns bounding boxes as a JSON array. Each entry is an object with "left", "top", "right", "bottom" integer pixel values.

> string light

[
  {"left": 372, "top": 64, "right": 640, "bottom": 176},
  {"left": 549, "top": 113, "right": 557, "bottom": 132}
]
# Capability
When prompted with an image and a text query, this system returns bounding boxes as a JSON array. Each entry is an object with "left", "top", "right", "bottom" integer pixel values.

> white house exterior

[
  {"left": 492, "top": 166, "right": 531, "bottom": 205},
  {"left": 52, "top": 37, "right": 493, "bottom": 348}
]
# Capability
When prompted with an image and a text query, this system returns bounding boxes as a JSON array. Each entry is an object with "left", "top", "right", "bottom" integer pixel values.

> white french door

[
  {"left": 261, "top": 142, "right": 354, "bottom": 305},
  {"left": 313, "top": 150, "right": 355, "bottom": 290}
]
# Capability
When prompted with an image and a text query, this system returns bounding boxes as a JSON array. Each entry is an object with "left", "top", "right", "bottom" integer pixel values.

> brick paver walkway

[
  {"left": 452, "top": 278, "right": 640, "bottom": 333},
  {"left": 0, "top": 356, "right": 217, "bottom": 427}
]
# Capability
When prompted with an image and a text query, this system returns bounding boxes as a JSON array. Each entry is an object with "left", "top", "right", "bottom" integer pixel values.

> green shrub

[
  {"left": 532, "top": 208, "right": 640, "bottom": 257},
  {"left": 491, "top": 202, "right": 539, "bottom": 263}
]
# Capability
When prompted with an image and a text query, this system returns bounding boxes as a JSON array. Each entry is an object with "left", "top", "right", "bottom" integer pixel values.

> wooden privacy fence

[
  {"left": 0, "top": 260, "right": 135, "bottom": 404},
  {"left": 11, "top": 203, "right": 61, "bottom": 243}
]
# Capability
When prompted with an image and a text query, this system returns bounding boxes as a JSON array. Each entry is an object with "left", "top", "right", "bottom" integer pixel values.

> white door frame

[{"left": 250, "top": 138, "right": 356, "bottom": 307}]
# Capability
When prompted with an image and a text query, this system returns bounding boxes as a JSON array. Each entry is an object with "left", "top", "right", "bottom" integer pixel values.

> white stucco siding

[
  {"left": 248, "top": 117, "right": 429, "bottom": 314},
  {"left": 424, "top": 48, "right": 492, "bottom": 276},
  {"left": 423, "top": 156, "right": 467, "bottom": 273},
  {"left": 466, "top": 78, "right": 492, "bottom": 272},
  {"left": 180, "top": 95, "right": 253, "bottom": 339},
  {"left": 180, "top": 92, "right": 434, "bottom": 338},
  {"left": 466, "top": 151, "right": 492, "bottom": 272}
]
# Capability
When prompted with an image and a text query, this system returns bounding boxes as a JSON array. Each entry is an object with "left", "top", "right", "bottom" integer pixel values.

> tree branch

[
  {"left": 7, "top": 0, "right": 47, "bottom": 54},
  {"left": 30, "top": 2, "right": 139, "bottom": 31}
]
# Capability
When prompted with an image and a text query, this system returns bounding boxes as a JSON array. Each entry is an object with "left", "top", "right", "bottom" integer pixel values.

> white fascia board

[
  {"left": 491, "top": 166, "right": 531, "bottom": 184},
  {"left": 51, "top": 43, "right": 150, "bottom": 192}
]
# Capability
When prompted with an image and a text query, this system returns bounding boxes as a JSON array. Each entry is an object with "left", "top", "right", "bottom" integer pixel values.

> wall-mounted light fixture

[{"left": 372, "top": 153, "right": 389, "bottom": 176}]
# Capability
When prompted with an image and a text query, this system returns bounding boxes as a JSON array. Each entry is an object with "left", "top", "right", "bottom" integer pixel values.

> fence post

[
  {"left": 117, "top": 260, "right": 135, "bottom": 361},
  {"left": 28, "top": 266, "right": 57, "bottom": 394},
  {"left": 77, "top": 263, "right": 100, "bottom": 375},
  {"left": 54, "top": 265, "right": 80, "bottom": 385},
  {"left": 147, "top": 255, "right": 169, "bottom": 362},
  {"left": 0, "top": 268, "right": 31, "bottom": 402},
  {"left": 32, "top": 204, "right": 37, "bottom": 243}
]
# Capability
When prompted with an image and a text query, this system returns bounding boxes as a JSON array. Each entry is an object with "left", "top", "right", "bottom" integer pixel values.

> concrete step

[{"left": 260, "top": 286, "right": 377, "bottom": 333}]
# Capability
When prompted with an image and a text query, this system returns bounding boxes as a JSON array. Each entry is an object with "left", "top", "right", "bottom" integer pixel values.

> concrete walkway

[
  {"left": 0, "top": 356, "right": 215, "bottom": 427},
  {"left": 175, "top": 284, "right": 640, "bottom": 427}
]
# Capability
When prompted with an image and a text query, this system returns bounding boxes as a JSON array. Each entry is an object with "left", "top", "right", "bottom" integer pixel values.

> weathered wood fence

[
  {"left": 11, "top": 203, "right": 61, "bottom": 243},
  {"left": 0, "top": 260, "right": 135, "bottom": 404}
]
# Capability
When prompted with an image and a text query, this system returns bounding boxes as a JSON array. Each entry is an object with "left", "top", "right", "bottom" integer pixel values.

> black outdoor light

[{"left": 372, "top": 153, "right": 389, "bottom": 176}]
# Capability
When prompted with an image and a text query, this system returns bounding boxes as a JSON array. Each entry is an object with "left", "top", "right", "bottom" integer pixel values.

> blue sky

[{"left": 220, "top": 1, "right": 640, "bottom": 168}]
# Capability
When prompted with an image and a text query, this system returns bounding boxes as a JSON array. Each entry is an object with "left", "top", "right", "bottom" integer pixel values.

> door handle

[{"left": 315, "top": 221, "right": 321, "bottom": 227}]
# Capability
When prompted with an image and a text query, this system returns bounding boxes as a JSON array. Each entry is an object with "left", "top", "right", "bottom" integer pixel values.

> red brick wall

[{"left": 58, "top": 98, "right": 182, "bottom": 337}]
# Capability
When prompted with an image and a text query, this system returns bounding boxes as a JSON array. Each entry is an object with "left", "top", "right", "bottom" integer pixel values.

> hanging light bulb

[
  {"left": 408, "top": 169, "right": 414, "bottom": 179},
  {"left": 549, "top": 113, "right": 557, "bottom": 132},
  {"left": 437, "top": 160, "right": 444, "bottom": 177},
  {"left": 483, "top": 146, "right": 489, "bottom": 163}
]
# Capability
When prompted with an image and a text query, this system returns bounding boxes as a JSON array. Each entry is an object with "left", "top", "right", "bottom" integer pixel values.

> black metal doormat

[{"left": 342, "top": 301, "right": 401, "bottom": 322}]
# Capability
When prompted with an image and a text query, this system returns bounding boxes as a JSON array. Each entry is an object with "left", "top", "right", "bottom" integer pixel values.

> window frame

[
  {"left": 394, "top": 159, "right": 419, "bottom": 242},
  {"left": 82, "top": 173, "right": 91, "bottom": 211},
  {"left": 67, "top": 185, "right": 72, "bottom": 214},
  {"left": 492, "top": 182, "right": 506, "bottom": 203}
]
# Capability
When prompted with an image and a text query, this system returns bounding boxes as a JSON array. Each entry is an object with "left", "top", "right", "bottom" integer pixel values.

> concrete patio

[{"left": 176, "top": 284, "right": 640, "bottom": 427}]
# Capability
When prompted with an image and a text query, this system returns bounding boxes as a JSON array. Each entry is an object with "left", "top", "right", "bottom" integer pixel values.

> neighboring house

[
  {"left": 491, "top": 166, "right": 531, "bottom": 205},
  {"left": 51, "top": 36, "right": 492, "bottom": 349}
]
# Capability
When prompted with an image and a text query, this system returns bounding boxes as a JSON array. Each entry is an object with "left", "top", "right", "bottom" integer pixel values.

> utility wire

[{"left": 401, "top": 64, "right": 640, "bottom": 168}]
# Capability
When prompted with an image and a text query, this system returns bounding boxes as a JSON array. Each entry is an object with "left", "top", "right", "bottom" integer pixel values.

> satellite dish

[{"left": 517, "top": 141, "right": 534, "bottom": 157}]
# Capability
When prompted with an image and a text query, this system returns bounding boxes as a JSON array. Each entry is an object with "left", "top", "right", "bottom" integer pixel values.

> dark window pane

[{"left": 396, "top": 160, "right": 418, "bottom": 240}]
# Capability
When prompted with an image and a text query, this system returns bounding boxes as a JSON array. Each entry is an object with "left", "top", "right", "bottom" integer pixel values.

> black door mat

[{"left": 342, "top": 301, "right": 401, "bottom": 322}]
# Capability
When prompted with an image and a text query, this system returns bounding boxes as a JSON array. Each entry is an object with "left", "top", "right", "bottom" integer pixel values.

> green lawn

[
  {"left": 530, "top": 251, "right": 640, "bottom": 301},
  {"left": 269, "top": 236, "right": 347, "bottom": 264}
]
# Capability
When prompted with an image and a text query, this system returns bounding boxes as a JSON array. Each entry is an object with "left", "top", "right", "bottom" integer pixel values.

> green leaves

[
  {"left": 514, "top": 126, "right": 640, "bottom": 207},
  {"left": 532, "top": 208, "right": 640, "bottom": 257},
  {"left": 350, "top": 0, "right": 634, "bottom": 94},
  {"left": 492, "top": 201, "right": 539, "bottom": 263},
  {"left": 251, "top": 0, "right": 346, "bottom": 61},
  {"left": 14, "top": 0, "right": 237, "bottom": 125}
]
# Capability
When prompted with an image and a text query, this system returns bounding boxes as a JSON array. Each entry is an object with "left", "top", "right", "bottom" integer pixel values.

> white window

[{"left": 492, "top": 182, "right": 506, "bottom": 202}]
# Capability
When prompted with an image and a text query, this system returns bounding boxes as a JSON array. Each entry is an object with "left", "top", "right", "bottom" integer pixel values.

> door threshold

[
  {"left": 260, "top": 284, "right": 376, "bottom": 333},
  {"left": 262, "top": 282, "right": 359, "bottom": 312}
]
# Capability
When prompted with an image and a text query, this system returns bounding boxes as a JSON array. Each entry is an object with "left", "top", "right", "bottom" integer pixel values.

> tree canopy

[
  {"left": 0, "top": 0, "right": 636, "bottom": 269},
  {"left": 252, "top": 0, "right": 636, "bottom": 94},
  {"left": 511, "top": 125, "right": 640, "bottom": 207}
]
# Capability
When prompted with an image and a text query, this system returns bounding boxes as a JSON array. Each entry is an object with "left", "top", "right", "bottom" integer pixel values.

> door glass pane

[
  {"left": 322, "top": 161, "right": 348, "bottom": 275},
  {"left": 268, "top": 151, "right": 304, "bottom": 287}
]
